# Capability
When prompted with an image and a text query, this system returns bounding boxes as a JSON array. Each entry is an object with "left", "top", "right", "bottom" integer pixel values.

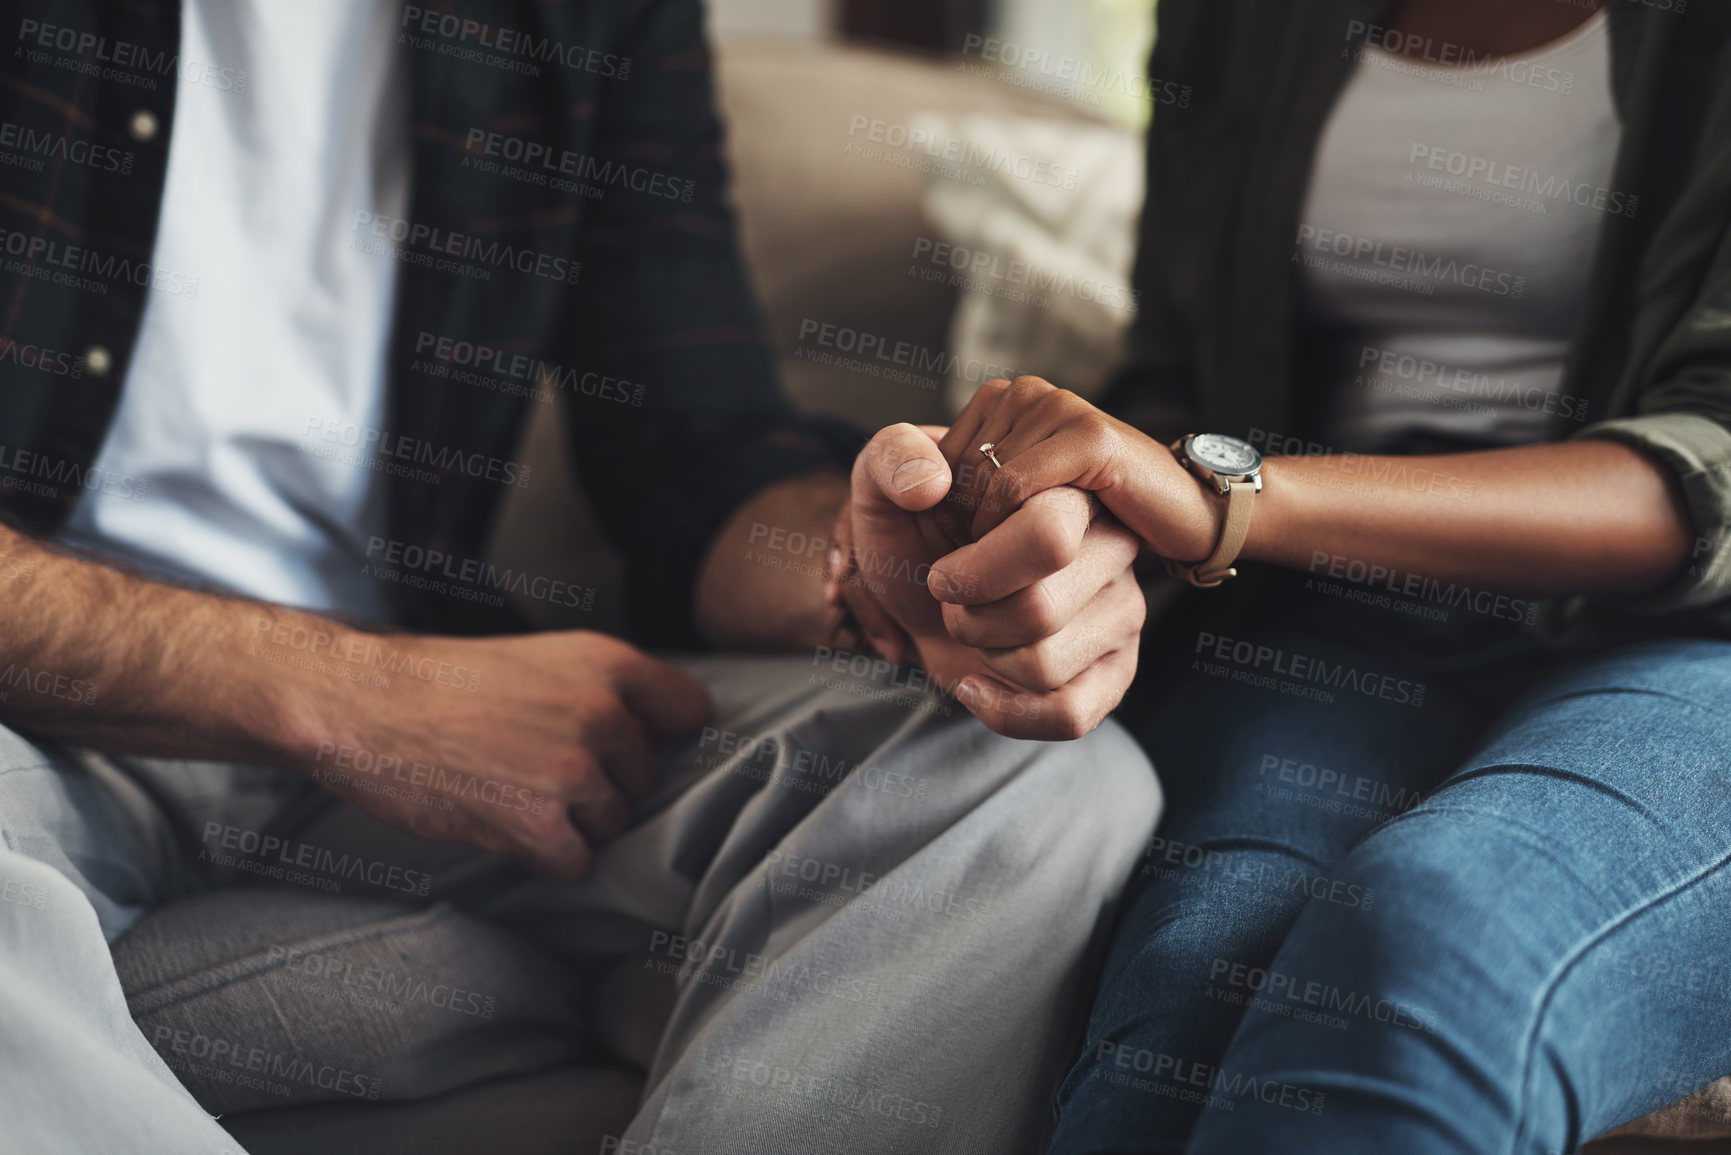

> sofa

[{"left": 108, "top": 39, "right": 1731, "bottom": 1155}]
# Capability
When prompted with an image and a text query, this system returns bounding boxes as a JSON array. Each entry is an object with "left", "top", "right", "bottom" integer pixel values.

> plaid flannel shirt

[{"left": 0, "top": 0, "right": 860, "bottom": 644}]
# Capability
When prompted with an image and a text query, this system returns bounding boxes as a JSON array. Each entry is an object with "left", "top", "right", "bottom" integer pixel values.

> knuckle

[
  {"left": 1045, "top": 388, "right": 1086, "bottom": 423},
  {"left": 550, "top": 748, "right": 597, "bottom": 789},
  {"left": 585, "top": 632, "right": 632, "bottom": 666},
  {"left": 992, "top": 643, "right": 1061, "bottom": 693},
  {"left": 1025, "top": 649, "right": 1067, "bottom": 693},
  {"left": 1048, "top": 698, "right": 1096, "bottom": 741},
  {"left": 1124, "top": 588, "right": 1149, "bottom": 633},
  {"left": 580, "top": 693, "right": 631, "bottom": 733},
  {"left": 942, "top": 602, "right": 981, "bottom": 646},
  {"left": 1028, "top": 514, "right": 1081, "bottom": 572},
  {"left": 1024, "top": 581, "right": 1067, "bottom": 638},
  {"left": 1082, "top": 412, "right": 1121, "bottom": 454},
  {"left": 967, "top": 379, "right": 1010, "bottom": 410},
  {"left": 508, "top": 818, "right": 561, "bottom": 863},
  {"left": 522, "top": 804, "right": 570, "bottom": 839}
]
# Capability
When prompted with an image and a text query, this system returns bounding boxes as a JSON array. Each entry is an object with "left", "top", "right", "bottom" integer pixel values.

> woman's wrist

[{"left": 1147, "top": 434, "right": 1234, "bottom": 564}]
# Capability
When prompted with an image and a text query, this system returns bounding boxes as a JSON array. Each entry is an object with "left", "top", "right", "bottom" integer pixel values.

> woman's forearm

[
  {"left": 1242, "top": 439, "right": 1693, "bottom": 597},
  {"left": 931, "top": 379, "right": 1695, "bottom": 602}
]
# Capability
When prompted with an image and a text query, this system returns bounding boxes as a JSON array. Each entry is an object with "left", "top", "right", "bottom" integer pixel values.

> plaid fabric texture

[{"left": 0, "top": 0, "right": 861, "bottom": 643}]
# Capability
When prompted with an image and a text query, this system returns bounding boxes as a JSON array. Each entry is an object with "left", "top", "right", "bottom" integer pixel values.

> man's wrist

[
  {"left": 223, "top": 608, "right": 380, "bottom": 769},
  {"left": 693, "top": 472, "right": 851, "bottom": 650}
]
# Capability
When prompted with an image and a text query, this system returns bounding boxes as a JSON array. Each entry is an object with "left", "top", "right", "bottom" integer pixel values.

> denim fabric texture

[{"left": 1051, "top": 576, "right": 1731, "bottom": 1154}]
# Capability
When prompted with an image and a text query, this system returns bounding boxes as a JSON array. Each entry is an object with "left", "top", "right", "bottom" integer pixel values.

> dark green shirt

[{"left": 1110, "top": 0, "right": 1731, "bottom": 624}]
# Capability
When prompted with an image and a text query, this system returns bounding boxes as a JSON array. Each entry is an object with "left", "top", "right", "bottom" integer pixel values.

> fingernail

[
  {"left": 826, "top": 543, "right": 841, "bottom": 577},
  {"left": 928, "top": 567, "right": 957, "bottom": 601},
  {"left": 955, "top": 680, "right": 978, "bottom": 707},
  {"left": 893, "top": 459, "right": 942, "bottom": 493}
]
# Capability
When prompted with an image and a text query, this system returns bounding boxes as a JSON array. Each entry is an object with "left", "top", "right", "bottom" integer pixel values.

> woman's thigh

[
  {"left": 1050, "top": 611, "right": 1492, "bottom": 1153},
  {"left": 1187, "top": 638, "right": 1731, "bottom": 1155}
]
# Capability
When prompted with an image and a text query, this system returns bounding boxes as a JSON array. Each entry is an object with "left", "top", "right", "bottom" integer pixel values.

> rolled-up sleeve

[
  {"left": 1566, "top": 88, "right": 1731, "bottom": 611},
  {"left": 1575, "top": 409, "right": 1731, "bottom": 609}
]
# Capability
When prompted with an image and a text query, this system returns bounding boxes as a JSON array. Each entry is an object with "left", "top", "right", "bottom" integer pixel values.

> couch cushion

[
  {"left": 111, "top": 888, "right": 587, "bottom": 1115},
  {"left": 715, "top": 41, "right": 1094, "bottom": 431},
  {"left": 1596, "top": 1077, "right": 1731, "bottom": 1144},
  {"left": 912, "top": 111, "right": 1143, "bottom": 410}
]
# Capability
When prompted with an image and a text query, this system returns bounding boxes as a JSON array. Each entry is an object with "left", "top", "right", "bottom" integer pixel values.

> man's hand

[
  {"left": 275, "top": 628, "right": 712, "bottom": 881},
  {"left": 0, "top": 520, "right": 715, "bottom": 882},
  {"left": 836, "top": 423, "right": 1144, "bottom": 740}
]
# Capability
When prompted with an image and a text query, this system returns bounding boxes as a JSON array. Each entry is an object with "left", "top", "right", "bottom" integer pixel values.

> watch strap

[{"left": 1165, "top": 478, "right": 1255, "bottom": 588}]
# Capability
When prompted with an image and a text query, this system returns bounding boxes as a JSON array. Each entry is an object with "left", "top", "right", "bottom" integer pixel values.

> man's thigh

[
  {"left": 613, "top": 654, "right": 1160, "bottom": 1154},
  {"left": 278, "top": 651, "right": 1161, "bottom": 1153},
  {"left": 282, "top": 650, "right": 1161, "bottom": 956}
]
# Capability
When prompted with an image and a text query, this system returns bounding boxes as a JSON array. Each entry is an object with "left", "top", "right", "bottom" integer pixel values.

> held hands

[
  {"left": 833, "top": 422, "right": 1144, "bottom": 740},
  {"left": 286, "top": 377, "right": 1176, "bottom": 876},
  {"left": 299, "top": 376, "right": 1186, "bottom": 875}
]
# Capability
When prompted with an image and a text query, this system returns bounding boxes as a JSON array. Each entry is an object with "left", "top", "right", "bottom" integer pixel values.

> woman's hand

[{"left": 932, "top": 375, "right": 1224, "bottom": 564}]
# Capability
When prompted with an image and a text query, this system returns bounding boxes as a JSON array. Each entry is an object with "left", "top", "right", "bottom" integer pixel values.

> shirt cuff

[
  {"left": 627, "top": 419, "right": 864, "bottom": 649},
  {"left": 1573, "top": 411, "right": 1731, "bottom": 611}
]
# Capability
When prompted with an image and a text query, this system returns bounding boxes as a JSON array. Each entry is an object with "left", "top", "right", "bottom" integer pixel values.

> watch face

[{"left": 1188, "top": 434, "right": 1262, "bottom": 476}]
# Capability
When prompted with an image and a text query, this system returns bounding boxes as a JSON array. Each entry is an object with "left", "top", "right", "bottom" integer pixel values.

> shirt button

[
  {"left": 84, "top": 346, "right": 112, "bottom": 377},
  {"left": 128, "top": 110, "right": 159, "bottom": 142}
]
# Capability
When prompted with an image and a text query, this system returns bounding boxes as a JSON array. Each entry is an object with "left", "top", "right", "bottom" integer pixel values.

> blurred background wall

[{"left": 708, "top": 0, "right": 1157, "bottom": 129}]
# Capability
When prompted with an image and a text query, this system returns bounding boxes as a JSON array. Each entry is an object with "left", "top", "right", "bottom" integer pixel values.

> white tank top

[{"left": 1296, "top": 10, "right": 1621, "bottom": 451}]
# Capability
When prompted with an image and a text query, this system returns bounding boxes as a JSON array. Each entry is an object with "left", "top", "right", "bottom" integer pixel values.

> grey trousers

[{"left": 0, "top": 654, "right": 1160, "bottom": 1154}]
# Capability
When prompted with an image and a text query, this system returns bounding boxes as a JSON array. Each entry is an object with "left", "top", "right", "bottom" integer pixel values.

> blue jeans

[{"left": 1049, "top": 582, "right": 1731, "bottom": 1154}]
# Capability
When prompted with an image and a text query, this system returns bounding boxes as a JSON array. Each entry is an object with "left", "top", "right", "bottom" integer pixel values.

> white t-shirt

[
  {"left": 1297, "top": 11, "right": 1620, "bottom": 450},
  {"left": 58, "top": 0, "right": 407, "bottom": 622}
]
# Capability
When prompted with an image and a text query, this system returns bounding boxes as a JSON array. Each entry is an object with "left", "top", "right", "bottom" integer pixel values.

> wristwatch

[{"left": 1165, "top": 433, "right": 1263, "bottom": 588}]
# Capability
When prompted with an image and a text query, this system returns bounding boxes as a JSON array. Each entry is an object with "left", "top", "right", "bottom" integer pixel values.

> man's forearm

[
  {"left": 0, "top": 467, "right": 853, "bottom": 761},
  {"left": 693, "top": 474, "right": 850, "bottom": 650},
  {"left": 0, "top": 524, "right": 340, "bottom": 764}
]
